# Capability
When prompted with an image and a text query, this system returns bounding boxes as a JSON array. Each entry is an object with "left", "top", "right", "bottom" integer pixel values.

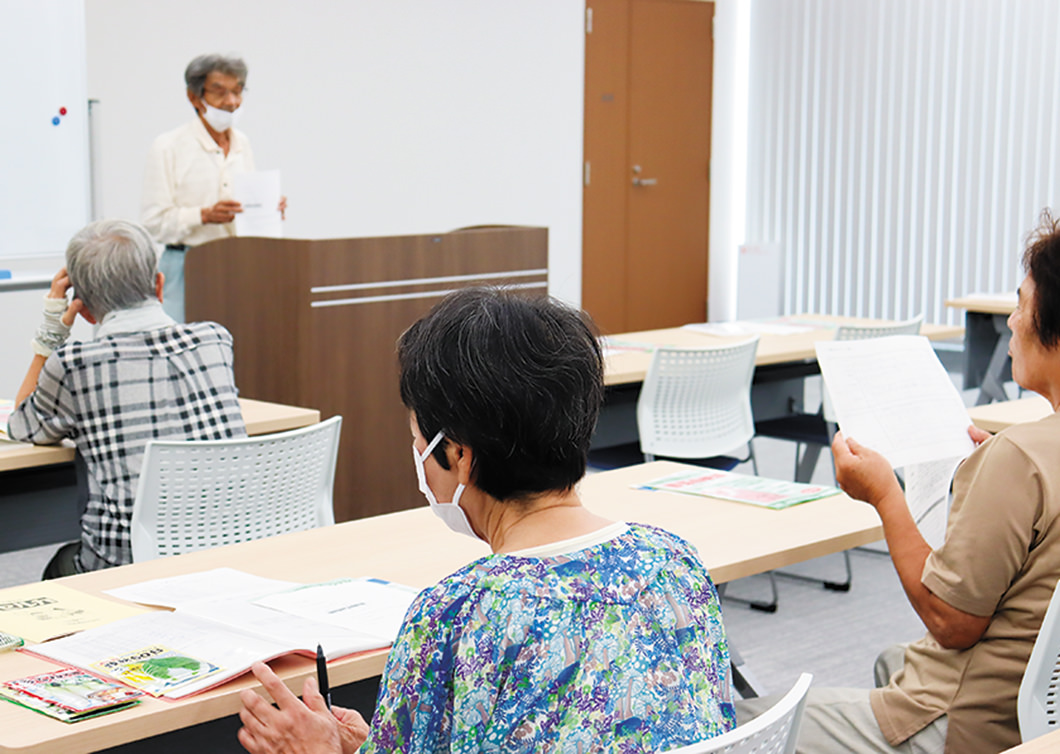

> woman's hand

[
  {"left": 831, "top": 432, "right": 903, "bottom": 508},
  {"left": 238, "top": 663, "right": 369, "bottom": 754},
  {"left": 968, "top": 424, "right": 992, "bottom": 447}
]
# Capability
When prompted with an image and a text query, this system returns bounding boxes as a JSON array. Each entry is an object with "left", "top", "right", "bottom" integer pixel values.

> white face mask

[
  {"left": 201, "top": 102, "right": 240, "bottom": 133},
  {"left": 413, "top": 430, "right": 478, "bottom": 539}
]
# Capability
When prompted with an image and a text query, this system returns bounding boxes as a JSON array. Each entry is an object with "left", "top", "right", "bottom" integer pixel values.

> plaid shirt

[{"left": 8, "top": 321, "right": 245, "bottom": 571}]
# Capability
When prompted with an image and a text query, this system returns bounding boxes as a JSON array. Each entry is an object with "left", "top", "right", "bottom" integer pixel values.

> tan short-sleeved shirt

[{"left": 871, "top": 410, "right": 1060, "bottom": 754}]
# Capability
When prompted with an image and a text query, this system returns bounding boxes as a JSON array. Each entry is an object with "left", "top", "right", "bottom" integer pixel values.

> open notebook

[{"left": 27, "top": 569, "right": 417, "bottom": 699}]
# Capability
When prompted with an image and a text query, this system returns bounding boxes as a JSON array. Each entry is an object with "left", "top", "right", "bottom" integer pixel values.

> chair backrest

[
  {"left": 834, "top": 315, "right": 924, "bottom": 341},
  {"left": 663, "top": 673, "right": 813, "bottom": 754},
  {"left": 1018, "top": 578, "right": 1060, "bottom": 741},
  {"left": 130, "top": 416, "right": 342, "bottom": 561},
  {"left": 637, "top": 337, "right": 759, "bottom": 459},
  {"left": 822, "top": 315, "right": 923, "bottom": 421}
]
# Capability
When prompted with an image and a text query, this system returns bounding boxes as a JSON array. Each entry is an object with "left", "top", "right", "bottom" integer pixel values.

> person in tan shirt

[{"left": 737, "top": 210, "right": 1060, "bottom": 754}]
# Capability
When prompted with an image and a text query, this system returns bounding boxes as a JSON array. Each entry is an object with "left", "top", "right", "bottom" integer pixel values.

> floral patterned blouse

[{"left": 361, "top": 523, "right": 735, "bottom": 753}]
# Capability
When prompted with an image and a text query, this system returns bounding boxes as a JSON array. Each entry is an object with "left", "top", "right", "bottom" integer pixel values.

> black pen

[{"left": 316, "top": 643, "right": 332, "bottom": 710}]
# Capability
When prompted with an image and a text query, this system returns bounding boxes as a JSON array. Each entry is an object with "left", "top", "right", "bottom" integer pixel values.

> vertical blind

[{"left": 745, "top": 0, "right": 1060, "bottom": 324}]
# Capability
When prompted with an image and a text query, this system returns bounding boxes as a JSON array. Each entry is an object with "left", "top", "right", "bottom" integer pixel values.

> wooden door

[{"left": 583, "top": 0, "right": 714, "bottom": 334}]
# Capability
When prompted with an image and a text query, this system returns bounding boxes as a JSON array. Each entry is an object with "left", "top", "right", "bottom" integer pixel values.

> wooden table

[
  {"left": 0, "top": 460, "right": 882, "bottom": 753},
  {"left": 946, "top": 293, "right": 1017, "bottom": 404},
  {"left": 968, "top": 395, "right": 1051, "bottom": 433},
  {"left": 1001, "top": 729, "right": 1060, "bottom": 752},
  {"left": 602, "top": 315, "right": 964, "bottom": 387},
  {"left": 0, "top": 398, "right": 320, "bottom": 473}
]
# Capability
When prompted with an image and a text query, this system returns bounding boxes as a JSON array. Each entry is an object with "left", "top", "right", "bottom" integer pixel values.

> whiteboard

[{"left": 0, "top": 0, "right": 90, "bottom": 259}]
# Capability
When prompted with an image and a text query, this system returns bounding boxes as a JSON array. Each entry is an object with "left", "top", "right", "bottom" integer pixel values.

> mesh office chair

[
  {"left": 756, "top": 316, "right": 923, "bottom": 592},
  {"left": 130, "top": 416, "right": 342, "bottom": 561},
  {"left": 662, "top": 673, "right": 813, "bottom": 754},
  {"left": 1018, "top": 578, "right": 1060, "bottom": 742},
  {"left": 637, "top": 337, "right": 760, "bottom": 471},
  {"left": 637, "top": 338, "right": 776, "bottom": 610}
]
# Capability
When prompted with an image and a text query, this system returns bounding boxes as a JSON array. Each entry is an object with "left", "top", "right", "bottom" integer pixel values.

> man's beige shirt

[
  {"left": 141, "top": 117, "right": 254, "bottom": 247},
  {"left": 871, "top": 410, "right": 1060, "bottom": 753}
]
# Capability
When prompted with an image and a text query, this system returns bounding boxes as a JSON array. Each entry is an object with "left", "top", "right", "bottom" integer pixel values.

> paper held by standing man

[{"left": 234, "top": 170, "right": 283, "bottom": 238}]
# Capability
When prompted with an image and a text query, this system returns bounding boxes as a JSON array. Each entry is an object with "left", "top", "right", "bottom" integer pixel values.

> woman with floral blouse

[{"left": 238, "top": 288, "right": 736, "bottom": 754}]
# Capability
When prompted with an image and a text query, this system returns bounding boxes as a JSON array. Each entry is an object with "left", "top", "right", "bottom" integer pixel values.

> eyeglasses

[{"left": 203, "top": 84, "right": 245, "bottom": 100}]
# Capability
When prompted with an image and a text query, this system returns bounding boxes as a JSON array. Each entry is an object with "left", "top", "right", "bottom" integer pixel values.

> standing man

[
  {"left": 8, "top": 220, "right": 246, "bottom": 577},
  {"left": 142, "top": 53, "right": 266, "bottom": 322}
]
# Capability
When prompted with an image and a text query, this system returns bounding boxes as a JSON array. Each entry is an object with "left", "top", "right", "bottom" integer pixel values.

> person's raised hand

[
  {"left": 46, "top": 268, "right": 83, "bottom": 326},
  {"left": 47, "top": 268, "right": 72, "bottom": 300},
  {"left": 831, "top": 432, "right": 902, "bottom": 508}
]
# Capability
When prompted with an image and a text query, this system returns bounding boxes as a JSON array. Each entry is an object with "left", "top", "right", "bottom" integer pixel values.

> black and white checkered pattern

[{"left": 8, "top": 322, "right": 245, "bottom": 571}]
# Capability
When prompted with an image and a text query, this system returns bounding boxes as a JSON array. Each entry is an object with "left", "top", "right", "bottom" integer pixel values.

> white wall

[{"left": 85, "top": 0, "right": 584, "bottom": 298}]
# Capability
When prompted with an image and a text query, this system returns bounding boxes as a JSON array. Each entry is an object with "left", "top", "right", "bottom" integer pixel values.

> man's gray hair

[
  {"left": 65, "top": 220, "right": 158, "bottom": 319},
  {"left": 184, "top": 54, "right": 248, "bottom": 97}
]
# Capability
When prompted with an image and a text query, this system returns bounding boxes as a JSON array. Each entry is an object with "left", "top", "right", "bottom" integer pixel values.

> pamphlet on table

[
  {"left": 0, "top": 582, "right": 148, "bottom": 643},
  {"left": 0, "top": 668, "right": 142, "bottom": 722},
  {"left": 639, "top": 468, "right": 838, "bottom": 510}
]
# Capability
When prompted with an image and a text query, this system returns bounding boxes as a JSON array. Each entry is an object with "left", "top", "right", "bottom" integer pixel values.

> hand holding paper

[{"left": 831, "top": 432, "right": 904, "bottom": 509}]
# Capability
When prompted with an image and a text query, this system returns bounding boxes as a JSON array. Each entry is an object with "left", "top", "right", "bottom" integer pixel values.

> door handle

[{"left": 631, "top": 164, "right": 657, "bottom": 187}]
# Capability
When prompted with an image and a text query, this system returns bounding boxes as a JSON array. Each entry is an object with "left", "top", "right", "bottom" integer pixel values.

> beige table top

[
  {"left": 945, "top": 293, "right": 1018, "bottom": 316},
  {"left": 967, "top": 395, "right": 1052, "bottom": 433},
  {"left": 602, "top": 314, "right": 964, "bottom": 386},
  {"left": 0, "top": 398, "right": 320, "bottom": 473},
  {"left": 1001, "top": 729, "right": 1060, "bottom": 753},
  {"left": 0, "top": 460, "right": 881, "bottom": 753}
]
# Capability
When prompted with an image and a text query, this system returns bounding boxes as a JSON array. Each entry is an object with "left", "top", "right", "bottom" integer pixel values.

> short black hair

[
  {"left": 398, "top": 287, "right": 604, "bottom": 502},
  {"left": 1022, "top": 209, "right": 1060, "bottom": 348}
]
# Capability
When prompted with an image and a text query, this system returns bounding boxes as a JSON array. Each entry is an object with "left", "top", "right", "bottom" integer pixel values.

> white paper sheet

[
  {"left": 253, "top": 578, "right": 417, "bottom": 642},
  {"left": 105, "top": 567, "right": 298, "bottom": 609},
  {"left": 902, "top": 456, "right": 963, "bottom": 549},
  {"left": 234, "top": 170, "right": 283, "bottom": 238},
  {"left": 815, "top": 335, "right": 975, "bottom": 469}
]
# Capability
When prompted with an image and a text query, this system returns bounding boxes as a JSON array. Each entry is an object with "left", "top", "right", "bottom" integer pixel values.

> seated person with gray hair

[{"left": 8, "top": 219, "right": 245, "bottom": 577}]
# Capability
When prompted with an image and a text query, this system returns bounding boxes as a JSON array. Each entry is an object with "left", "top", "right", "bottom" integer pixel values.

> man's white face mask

[
  {"left": 202, "top": 102, "right": 241, "bottom": 133},
  {"left": 413, "top": 430, "right": 478, "bottom": 539}
]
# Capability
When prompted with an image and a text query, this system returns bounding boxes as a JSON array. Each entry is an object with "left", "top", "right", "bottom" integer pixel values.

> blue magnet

[{"left": 52, "top": 116, "right": 61, "bottom": 126}]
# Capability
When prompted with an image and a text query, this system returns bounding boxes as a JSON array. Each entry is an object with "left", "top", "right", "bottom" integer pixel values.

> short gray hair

[
  {"left": 184, "top": 54, "right": 248, "bottom": 97},
  {"left": 66, "top": 220, "right": 158, "bottom": 319}
]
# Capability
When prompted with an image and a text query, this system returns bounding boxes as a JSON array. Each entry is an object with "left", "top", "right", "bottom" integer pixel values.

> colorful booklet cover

[
  {"left": 1, "top": 668, "right": 142, "bottom": 722},
  {"left": 93, "top": 644, "right": 221, "bottom": 697},
  {"left": 640, "top": 468, "right": 839, "bottom": 510}
]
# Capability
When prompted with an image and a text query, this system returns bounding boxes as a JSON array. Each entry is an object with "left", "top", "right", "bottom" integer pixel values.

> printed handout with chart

[
  {"left": 26, "top": 568, "right": 417, "bottom": 699},
  {"left": 815, "top": 335, "right": 975, "bottom": 546}
]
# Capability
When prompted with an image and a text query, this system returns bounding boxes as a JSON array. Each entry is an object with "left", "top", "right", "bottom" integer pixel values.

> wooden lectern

[{"left": 185, "top": 227, "right": 548, "bottom": 522}]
